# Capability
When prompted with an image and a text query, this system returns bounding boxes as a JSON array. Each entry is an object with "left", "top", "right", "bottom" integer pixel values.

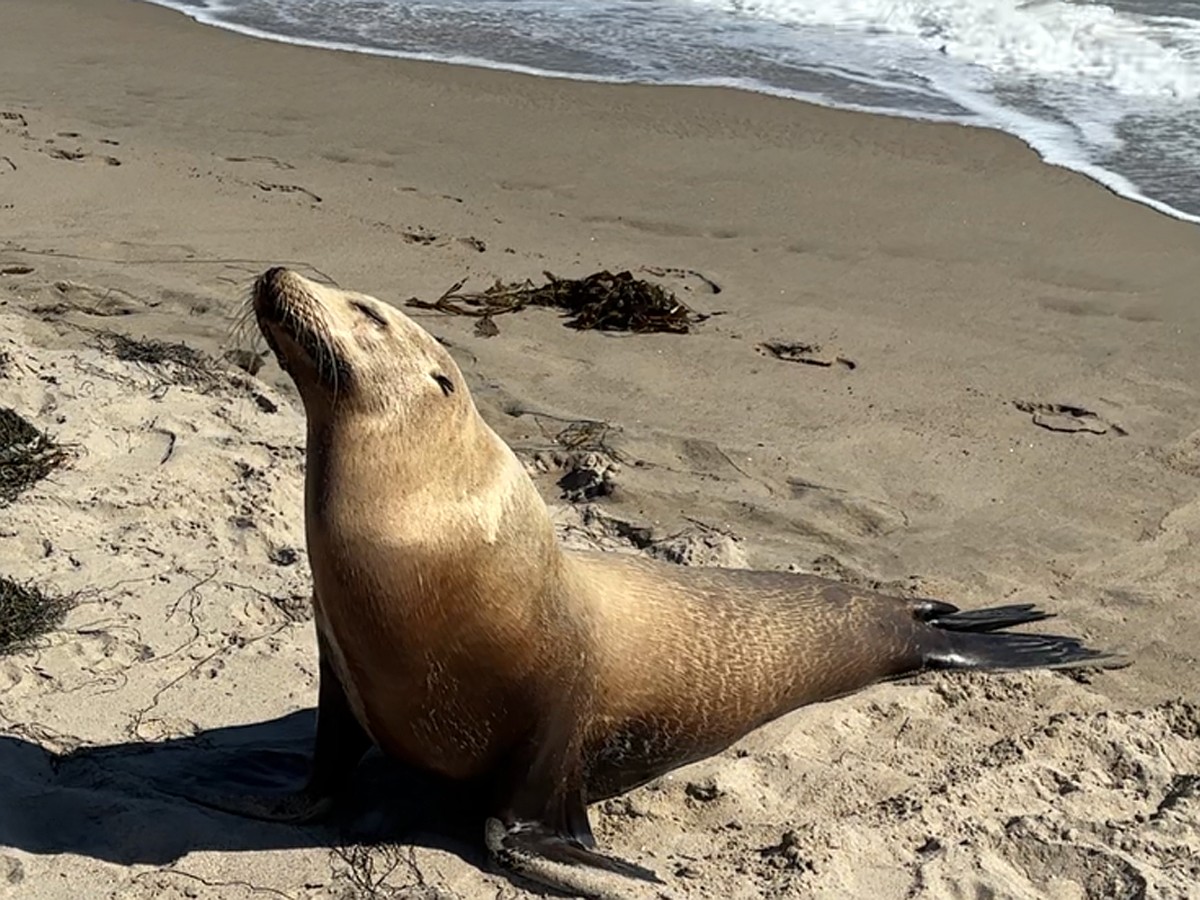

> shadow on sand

[{"left": 0, "top": 710, "right": 488, "bottom": 869}]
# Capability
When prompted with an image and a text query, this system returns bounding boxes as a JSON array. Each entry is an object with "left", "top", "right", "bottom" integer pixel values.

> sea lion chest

[
  {"left": 307, "top": 529, "right": 541, "bottom": 781},
  {"left": 302, "top": 428, "right": 565, "bottom": 780}
]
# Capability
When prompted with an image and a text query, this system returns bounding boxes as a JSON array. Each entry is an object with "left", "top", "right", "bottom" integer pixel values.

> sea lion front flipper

[
  {"left": 485, "top": 708, "right": 663, "bottom": 896},
  {"left": 180, "top": 629, "right": 372, "bottom": 823},
  {"left": 484, "top": 815, "right": 663, "bottom": 891},
  {"left": 300, "top": 629, "right": 375, "bottom": 800}
]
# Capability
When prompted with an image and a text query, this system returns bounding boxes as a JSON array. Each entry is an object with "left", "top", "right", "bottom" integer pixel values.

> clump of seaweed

[
  {"left": 555, "top": 419, "right": 614, "bottom": 453},
  {"left": 0, "top": 407, "right": 70, "bottom": 505},
  {"left": 95, "top": 331, "right": 221, "bottom": 390},
  {"left": 407, "top": 270, "right": 707, "bottom": 334},
  {"left": 0, "top": 576, "right": 74, "bottom": 655}
]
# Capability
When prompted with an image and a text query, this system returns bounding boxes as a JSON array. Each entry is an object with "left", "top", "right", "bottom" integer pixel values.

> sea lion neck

[
  {"left": 303, "top": 410, "right": 554, "bottom": 559},
  {"left": 305, "top": 403, "right": 491, "bottom": 481}
]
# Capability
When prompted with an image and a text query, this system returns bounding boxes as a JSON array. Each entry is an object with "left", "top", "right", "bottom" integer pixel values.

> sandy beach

[{"left": 1, "top": 0, "right": 1199, "bottom": 896}]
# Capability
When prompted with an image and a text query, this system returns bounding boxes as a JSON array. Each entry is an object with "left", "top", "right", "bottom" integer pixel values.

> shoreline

[
  {"left": 139, "top": 0, "right": 1200, "bottom": 228},
  {"left": 3, "top": 0, "right": 1200, "bottom": 897}
]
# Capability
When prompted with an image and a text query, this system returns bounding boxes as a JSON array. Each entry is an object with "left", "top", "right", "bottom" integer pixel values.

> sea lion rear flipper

[
  {"left": 913, "top": 601, "right": 1128, "bottom": 671},
  {"left": 178, "top": 631, "right": 373, "bottom": 823}
]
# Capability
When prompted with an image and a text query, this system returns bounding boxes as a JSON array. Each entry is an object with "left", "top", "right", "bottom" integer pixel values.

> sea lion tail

[{"left": 913, "top": 601, "right": 1128, "bottom": 671}]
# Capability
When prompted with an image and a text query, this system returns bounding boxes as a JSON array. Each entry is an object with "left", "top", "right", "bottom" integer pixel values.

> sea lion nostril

[{"left": 256, "top": 267, "right": 289, "bottom": 295}]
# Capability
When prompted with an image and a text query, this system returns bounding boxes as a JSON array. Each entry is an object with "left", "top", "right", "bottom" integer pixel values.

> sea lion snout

[
  {"left": 255, "top": 265, "right": 290, "bottom": 294},
  {"left": 252, "top": 267, "right": 320, "bottom": 326},
  {"left": 251, "top": 268, "right": 353, "bottom": 395}
]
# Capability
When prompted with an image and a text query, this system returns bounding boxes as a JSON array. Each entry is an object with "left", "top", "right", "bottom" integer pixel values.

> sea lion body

[{"left": 211, "top": 267, "right": 1119, "bottom": 896}]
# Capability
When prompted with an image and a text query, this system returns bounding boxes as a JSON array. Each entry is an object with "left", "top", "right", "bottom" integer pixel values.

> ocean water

[{"left": 145, "top": 0, "right": 1200, "bottom": 224}]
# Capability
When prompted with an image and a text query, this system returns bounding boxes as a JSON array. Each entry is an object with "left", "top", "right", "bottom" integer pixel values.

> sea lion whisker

[
  {"left": 226, "top": 294, "right": 263, "bottom": 356},
  {"left": 312, "top": 313, "right": 343, "bottom": 403}
]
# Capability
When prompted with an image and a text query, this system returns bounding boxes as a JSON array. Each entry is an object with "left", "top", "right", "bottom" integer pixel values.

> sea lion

[{"left": 208, "top": 266, "right": 1121, "bottom": 896}]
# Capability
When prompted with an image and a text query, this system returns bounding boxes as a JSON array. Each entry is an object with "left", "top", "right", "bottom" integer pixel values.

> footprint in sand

[
  {"left": 401, "top": 226, "right": 439, "bottom": 245},
  {"left": 16, "top": 626, "right": 153, "bottom": 697},
  {"left": 1012, "top": 400, "right": 1127, "bottom": 436},
  {"left": 640, "top": 265, "right": 723, "bottom": 295},
  {"left": 583, "top": 214, "right": 711, "bottom": 239},
  {"left": 50, "top": 280, "right": 142, "bottom": 317},
  {"left": 1002, "top": 819, "right": 1149, "bottom": 898},
  {"left": 787, "top": 476, "right": 908, "bottom": 539},
  {"left": 758, "top": 340, "right": 857, "bottom": 370},
  {"left": 43, "top": 146, "right": 121, "bottom": 167},
  {"left": 253, "top": 181, "right": 321, "bottom": 203},
  {"left": 224, "top": 154, "right": 293, "bottom": 170},
  {"left": 1152, "top": 427, "right": 1200, "bottom": 477}
]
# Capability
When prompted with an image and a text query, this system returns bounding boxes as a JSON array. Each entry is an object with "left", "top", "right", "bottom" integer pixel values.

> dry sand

[{"left": 2, "top": 0, "right": 1199, "bottom": 896}]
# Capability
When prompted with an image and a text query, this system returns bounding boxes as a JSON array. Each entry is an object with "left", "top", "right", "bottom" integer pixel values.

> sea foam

[{"left": 144, "top": 0, "right": 1200, "bottom": 223}]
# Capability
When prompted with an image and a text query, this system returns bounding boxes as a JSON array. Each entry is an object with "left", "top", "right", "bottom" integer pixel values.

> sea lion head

[
  {"left": 251, "top": 267, "right": 469, "bottom": 433},
  {"left": 250, "top": 266, "right": 556, "bottom": 578}
]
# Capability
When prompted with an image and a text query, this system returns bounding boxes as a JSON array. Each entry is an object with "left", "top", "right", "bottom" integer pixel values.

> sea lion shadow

[{"left": 0, "top": 709, "right": 487, "bottom": 869}]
